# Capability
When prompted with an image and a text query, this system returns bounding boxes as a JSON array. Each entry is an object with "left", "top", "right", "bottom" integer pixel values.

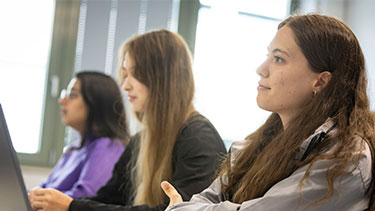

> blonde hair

[{"left": 118, "top": 30, "right": 195, "bottom": 206}]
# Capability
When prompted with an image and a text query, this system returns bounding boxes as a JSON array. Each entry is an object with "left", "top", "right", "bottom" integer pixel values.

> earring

[{"left": 313, "top": 91, "right": 317, "bottom": 97}]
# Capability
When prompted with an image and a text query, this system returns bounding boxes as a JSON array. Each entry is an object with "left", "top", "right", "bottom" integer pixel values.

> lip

[
  {"left": 61, "top": 108, "right": 67, "bottom": 116},
  {"left": 127, "top": 95, "right": 136, "bottom": 102},
  {"left": 257, "top": 82, "right": 270, "bottom": 90}
]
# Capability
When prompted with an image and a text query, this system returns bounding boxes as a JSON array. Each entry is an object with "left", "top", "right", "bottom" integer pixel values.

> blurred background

[{"left": 0, "top": 0, "right": 374, "bottom": 188}]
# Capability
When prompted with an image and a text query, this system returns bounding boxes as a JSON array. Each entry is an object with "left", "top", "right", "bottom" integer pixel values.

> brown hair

[
  {"left": 220, "top": 14, "right": 375, "bottom": 209},
  {"left": 118, "top": 29, "right": 195, "bottom": 206}
]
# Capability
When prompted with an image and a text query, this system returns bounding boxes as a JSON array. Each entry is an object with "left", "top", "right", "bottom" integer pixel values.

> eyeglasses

[{"left": 60, "top": 89, "right": 80, "bottom": 99}]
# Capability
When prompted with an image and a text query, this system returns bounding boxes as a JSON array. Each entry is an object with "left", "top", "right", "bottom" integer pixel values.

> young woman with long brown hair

[
  {"left": 29, "top": 29, "right": 227, "bottom": 211},
  {"left": 162, "top": 14, "right": 375, "bottom": 210}
]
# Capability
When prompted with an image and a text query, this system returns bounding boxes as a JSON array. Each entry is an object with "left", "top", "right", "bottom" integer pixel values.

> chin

[
  {"left": 256, "top": 96, "right": 266, "bottom": 109},
  {"left": 256, "top": 100, "right": 273, "bottom": 112},
  {"left": 133, "top": 107, "right": 141, "bottom": 113},
  {"left": 62, "top": 119, "right": 68, "bottom": 125},
  {"left": 258, "top": 105, "right": 273, "bottom": 112},
  {"left": 132, "top": 104, "right": 145, "bottom": 113}
]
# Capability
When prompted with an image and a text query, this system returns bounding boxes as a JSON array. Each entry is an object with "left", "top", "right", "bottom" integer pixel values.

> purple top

[{"left": 40, "top": 135, "right": 125, "bottom": 198}]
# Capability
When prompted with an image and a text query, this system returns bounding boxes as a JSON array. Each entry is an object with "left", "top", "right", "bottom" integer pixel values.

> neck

[
  {"left": 77, "top": 127, "right": 85, "bottom": 135},
  {"left": 75, "top": 124, "right": 86, "bottom": 137},
  {"left": 183, "top": 105, "right": 196, "bottom": 122},
  {"left": 279, "top": 111, "right": 299, "bottom": 129}
]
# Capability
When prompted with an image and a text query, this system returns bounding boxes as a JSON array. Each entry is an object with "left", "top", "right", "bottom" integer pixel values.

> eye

[
  {"left": 69, "top": 92, "right": 79, "bottom": 99},
  {"left": 274, "top": 56, "right": 284, "bottom": 63},
  {"left": 123, "top": 68, "right": 128, "bottom": 78}
]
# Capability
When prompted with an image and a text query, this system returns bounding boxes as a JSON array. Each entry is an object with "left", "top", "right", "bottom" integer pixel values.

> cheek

[
  {"left": 139, "top": 86, "right": 149, "bottom": 104},
  {"left": 80, "top": 106, "right": 89, "bottom": 121},
  {"left": 72, "top": 102, "right": 88, "bottom": 121},
  {"left": 271, "top": 76, "right": 311, "bottom": 107},
  {"left": 285, "top": 82, "right": 312, "bottom": 106},
  {"left": 278, "top": 75, "right": 304, "bottom": 96},
  {"left": 138, "top": 95, "right": 148, "bottom": 110},
  {"left": 80, "top": 107, "right": 88, "bottom": 119}
]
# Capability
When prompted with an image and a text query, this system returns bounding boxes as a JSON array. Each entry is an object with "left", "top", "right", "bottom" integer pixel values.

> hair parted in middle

[{"left": 118, "top": 29, "right": 195, "bottom": 206}]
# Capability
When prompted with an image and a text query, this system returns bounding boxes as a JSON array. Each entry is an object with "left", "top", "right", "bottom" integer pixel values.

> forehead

[
  {"left": 67, "top": 78, "right": 80, "bottom": 90},
  {"left": 123, "top": 53, "right": 134, "bottom": 68},
  {"left": 269, "top": 26, "right": 301, "bottom": 57}
]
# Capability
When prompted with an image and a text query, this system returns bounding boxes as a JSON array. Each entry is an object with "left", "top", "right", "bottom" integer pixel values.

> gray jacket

[{"left": 167, "top": 120, "right": 372, "bottom": 210}]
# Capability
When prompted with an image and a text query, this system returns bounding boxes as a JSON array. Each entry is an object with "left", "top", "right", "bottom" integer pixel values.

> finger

[
  {"left": 28, "top": 192, "right": 34, "bottom": 201},
  {"left": 30, "top": 193, "right": 46, "bottom": 202},
  {"left": 30, "top": 200, "right": 45, "bottom": 210},
  {"left": 28, "top": 189, "right": 38, "bottom": 197},
  {"left": 161, "top": 181, "right": 177, "bottom": 195},
  {"left": 161, "top": 181, "right": 183, "bottom": 205},
  {"left": 32, "top": 188, "right": 47, "bottom": 196}
]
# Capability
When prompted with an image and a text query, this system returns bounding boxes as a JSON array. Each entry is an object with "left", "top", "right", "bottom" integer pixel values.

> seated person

[
  {"left": 162, "top": 14, "right": 375, "bottom": 210},
  {"left": 29, "top": 30, "right": 227, "bottom": 211},
  {"left": 37, "top": 71, "right": 129, "bottom": 198}
]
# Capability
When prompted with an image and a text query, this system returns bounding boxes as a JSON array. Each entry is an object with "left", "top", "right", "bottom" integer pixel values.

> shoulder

[
  {"left": 352, "top": 136, "right": 372, "bottom": 190},
  {"left": 327, "top": 135, "right": 372, "bottom": 181},
  {"left": 118, "top": 133, "right": 139, "bottom": 159},
  {"left": 174, "top": 113, "right": 226, "bottom": 156},
  {"left": 87, "top": 137, "right": 125, "bottom": 155},
  {"left": 304, "top": 135, "right": 372, "bottom": 192},
  {"left": 178, "top": 113, "right": 221, "bottom": 142},
  {"left": 228, "top": 139, "right": 248, "bottom": 166},
  {"left": 229, "top": 139, "right": 248, "bottom": 153},
  {"left": 91, "top": 137, "right": 123, "bottom": 147}
]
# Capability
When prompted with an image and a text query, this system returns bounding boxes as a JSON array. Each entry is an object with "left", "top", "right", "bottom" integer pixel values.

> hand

[
  {"left": 161, "top": 181, "right": 183, "bottom": 207},
  {"left": 28, "top": 188, "right": 73, "bottom": 211}
]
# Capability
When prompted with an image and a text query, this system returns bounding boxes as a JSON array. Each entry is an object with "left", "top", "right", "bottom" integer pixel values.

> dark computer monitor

[{"left": 0, "top": 104, "right": 32, "bottom": 211}]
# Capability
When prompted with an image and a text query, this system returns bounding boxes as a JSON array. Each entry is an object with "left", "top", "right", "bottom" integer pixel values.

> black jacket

[{"left": 69, "top": 113, "right": 227, "bottom": 211}]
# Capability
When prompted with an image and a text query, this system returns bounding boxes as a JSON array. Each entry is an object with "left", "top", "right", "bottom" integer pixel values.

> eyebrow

[
  {"left": 272, "top": 48, "right": 290, "bottom": 57},
  {"left": 267, "top": 46, "right": 290, "bottom": 57}
]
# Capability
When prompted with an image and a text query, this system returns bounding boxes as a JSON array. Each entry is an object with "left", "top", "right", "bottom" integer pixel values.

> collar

[{"left": 293, "top": 118, "right": 336, "bottom": 162}]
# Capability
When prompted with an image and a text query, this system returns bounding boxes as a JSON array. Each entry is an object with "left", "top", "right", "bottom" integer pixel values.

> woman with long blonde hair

[
  {"left": 162, "top": 14, "right": 375, "bottom": 210},
  {"left": 29, "top": 29, "right": 227, "bottom": 211}
]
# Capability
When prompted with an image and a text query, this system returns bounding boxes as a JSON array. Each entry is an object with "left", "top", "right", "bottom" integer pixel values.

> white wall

[
  {"left": 345, "top": 0, "right": 375, "bottom": 110},
  {"left": 21, "top": 165, "right": 51, "bottom": 190}
]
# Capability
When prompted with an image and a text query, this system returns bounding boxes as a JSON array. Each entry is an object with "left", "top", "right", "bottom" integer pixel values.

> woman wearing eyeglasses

[{"left": 35, "top": 71, "right": 129, "bottom": 198}]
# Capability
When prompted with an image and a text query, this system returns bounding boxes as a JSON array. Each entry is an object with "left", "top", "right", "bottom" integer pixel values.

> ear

[{"left": 312, "top": 71, "right": 332, "bottom": 93}]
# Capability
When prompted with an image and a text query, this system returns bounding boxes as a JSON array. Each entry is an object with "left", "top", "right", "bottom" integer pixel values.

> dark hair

[
  {"left": 76, "top": 71, "right": 129, "bottom": 147},
  {"left": 220, "top": 14, "right": 375, "bottom": 208}
]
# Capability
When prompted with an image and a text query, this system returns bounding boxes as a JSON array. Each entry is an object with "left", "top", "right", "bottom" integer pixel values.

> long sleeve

[
  {"left": 64, "top": 139, "right": 125, "bottom": 197},
  {"left": 41, "top": 137, "right": 124, "bottom": 198},
  {"left": 169, "top": 119, "right": 227, "bottom": 202},
  {"left": 167, "top": 141, "right": 372, "bottom": 211},
  {"left": 84, "top": 139, "right": 134, "bottom": 205},
  {"left": 69, "top": 114, "right": 227, "bottom": 211}
]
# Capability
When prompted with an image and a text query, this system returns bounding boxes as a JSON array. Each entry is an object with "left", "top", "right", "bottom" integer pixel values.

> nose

[
  {"left": 122, "top": 76, "right": 131, "bottom": 92},
  {"left": 256, "top": 60, "right": 269, "bottom": 78},
  {"left": 58, "top": 97, "right": 66, "bottom": 105}
]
